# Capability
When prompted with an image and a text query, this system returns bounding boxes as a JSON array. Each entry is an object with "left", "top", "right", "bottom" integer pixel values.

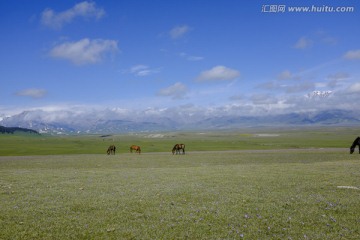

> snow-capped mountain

[
  {"left": 1, "top": 108, "right": 359, "bottom": 134},
  {"left": 306, "top": 91, "right": 333, "bottom": 99},
  {"left": 1, "top": 90, "right": 359, "bottom": 134}
]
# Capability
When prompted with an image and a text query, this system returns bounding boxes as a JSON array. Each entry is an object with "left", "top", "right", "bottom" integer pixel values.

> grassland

[
  {"left": 0, "top": 126, "right": 357, "bottom": 156},
  {"left": 1, "top": 127, "right": 360, "bottom": 239}
]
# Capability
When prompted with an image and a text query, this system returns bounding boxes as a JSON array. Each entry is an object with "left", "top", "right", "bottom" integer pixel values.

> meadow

[
  {"left": 1, "top": 127, "right": 360, "bottom": 239},
  {"left": 0, "top": 126, "right": 357, "bottom": 156}
]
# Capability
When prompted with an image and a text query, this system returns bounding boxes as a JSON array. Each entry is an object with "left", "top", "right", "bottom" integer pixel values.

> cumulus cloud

[
  {"left": 41, "top": 1, "right": 105, "bottom": 29},
  {"left": 294, "top": 36, "right": 313, "bottom": 49},
  {"left": 343, "top": 49, "right": 360, "bottom": 60},
  {"left": 197, "top": 66, "right": 240, "bottom": 82},
  {"left": 157, "top": 82, "right": 188, "bottom": 99},
  {"left": 169, "top": 25, "right": 190, "bottom": 39},
  {"left": 49, "top": 38, "right": 118, "bottom": 65},
  {"left": 15, "top": 88, "right": 47, "bottom": 99}
]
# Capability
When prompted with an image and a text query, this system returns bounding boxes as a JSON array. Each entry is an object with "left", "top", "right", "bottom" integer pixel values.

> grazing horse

[
  {"left": 107, "top": 145, "right": 116, "bottom": 155},
  {"left": 172, "top": 143, "right": 185, "bottom": 155},
  {"left": 350, "top": 137, "right": 360, "bottom": 154},
  {"left": 130, "top": 145, "right": 141, "bottom": 154}
]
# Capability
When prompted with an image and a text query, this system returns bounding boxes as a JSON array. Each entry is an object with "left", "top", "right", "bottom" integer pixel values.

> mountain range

[
  {"left": 0, "top": 108, "right": 359, "bottom": 135},
  {"left": 1, "top": 91, "right": 358, "bottom": 134}
]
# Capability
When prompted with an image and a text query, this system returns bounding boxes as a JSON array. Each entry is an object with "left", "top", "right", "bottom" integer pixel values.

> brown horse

[
  {"left": 107, "top": 145, "right": 116, "bottom": 155},
  {"left": 130, "top": 145, "right": 141, "bottom": 154},
  {"left": 172, "top": 143, "right": 185, "bottom": 155}
]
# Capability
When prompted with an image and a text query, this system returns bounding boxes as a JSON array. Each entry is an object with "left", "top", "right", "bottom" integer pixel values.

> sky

[{"left": 1, "top": 0, "right": 360, "bottom": 118}]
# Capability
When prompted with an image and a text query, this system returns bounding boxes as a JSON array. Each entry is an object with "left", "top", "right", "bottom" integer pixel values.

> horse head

[
  {"left": 350, "top": 137, "right": 360, "bottom": 154},
  {"left": 172, "top": 144, "right": 179, "bottom": 155},
  {"left": 350, "top": 146, "right": 355, "bottom": 154}
]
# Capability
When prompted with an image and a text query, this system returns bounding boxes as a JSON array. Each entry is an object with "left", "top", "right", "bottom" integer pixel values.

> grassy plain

[
  {"left": 1, "top": 127, "right": 360, "bottom": 239},
  {"left": 0, "top": 126, "right": 357, "bottom": 155}
]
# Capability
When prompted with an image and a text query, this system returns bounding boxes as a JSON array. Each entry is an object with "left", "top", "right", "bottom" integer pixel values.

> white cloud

[
  {"left": 15, "top": 88, "right": 47, "bottom": 98},
  {"left": 129, "top": 65, "right": 160, "bottom": 76},
  {"left": 130, "top": 65, "right": 148, "bottom": 73},
  {"left": 197, "top": 66, "right": 240, "bottom": 82},
  {"left": 169, "top": 25, "right": 190, "bottom": 39},
  {"left": 294, "top": 36, "right": 313, "bottom": 49},
  {"left": 187, "top": 56, "right": 204, "bottom": 61},
  {"left": 157, "top": 82, "right": 188, "bottom": 99},
  {"left": 343, "top": 49, "right": 360, "bottom": 60},
  {"left": 179, "top": 52, "right": 204, "bottom": 61},
  {"left": 49, "top": 38, "right": 118, "bottom": 65},
  {"left": 41, "top": 1, "right": 105, "bottom": 29}
]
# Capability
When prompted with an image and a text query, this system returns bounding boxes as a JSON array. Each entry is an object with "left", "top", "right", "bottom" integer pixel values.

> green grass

[
  {"left": 1, "top": 127, "right": 359, "bottom": 238},
  {"left": 0, "top": 126, "right": 357, "bottom": 156},
  {"left": 1, "top": 150, "right": 360, "bottom": 239}
]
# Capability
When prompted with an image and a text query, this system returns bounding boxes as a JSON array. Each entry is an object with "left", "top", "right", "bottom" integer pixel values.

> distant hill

[{"left": 0, "top": 126, "right": 39, "bottom": 135}]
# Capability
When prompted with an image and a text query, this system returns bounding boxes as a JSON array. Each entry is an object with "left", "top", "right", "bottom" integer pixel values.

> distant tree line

[{"left": 0, "top": 126, "right": 39, "bottom": 135}]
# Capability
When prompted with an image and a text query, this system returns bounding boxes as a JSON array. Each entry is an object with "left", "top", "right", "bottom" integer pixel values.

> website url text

[{"left": 261, "top": 5, "right": 355, "bottom": 13}]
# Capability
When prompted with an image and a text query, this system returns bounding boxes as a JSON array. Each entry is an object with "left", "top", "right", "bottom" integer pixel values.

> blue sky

[{"left": 1, "top": 0, "right": 360, "bottom": 117}]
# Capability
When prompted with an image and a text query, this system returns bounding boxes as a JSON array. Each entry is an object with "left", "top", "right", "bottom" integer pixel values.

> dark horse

[
  {"left": 107, "top": 145, "right": 116, "bottom": 155},
  {"left": 350, "top": 137, "right": 360, "bottom": 154},
  {"left": 172, "top": 143, "right": 185, "bottom": 155},
  {"left": 130, "top": 145, "right": 141, "bottom": 154}
]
